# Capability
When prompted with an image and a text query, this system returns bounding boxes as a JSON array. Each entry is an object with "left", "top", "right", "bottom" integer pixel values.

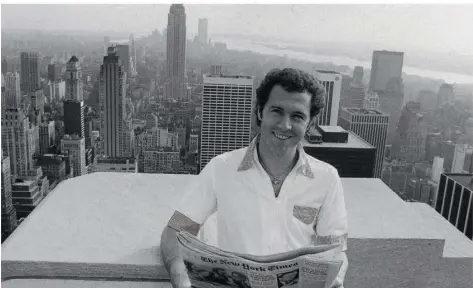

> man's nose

[{"left": 278, "top": 116, "right": 292, "bottom": 131}]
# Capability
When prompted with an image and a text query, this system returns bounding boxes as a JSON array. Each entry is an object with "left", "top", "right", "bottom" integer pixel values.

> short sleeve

[
  {"left": 167, "top": 158, "right": 218, "bottom": 236},
  {"left": 313, "top": 169, "right": 348, "bottom": 251}
]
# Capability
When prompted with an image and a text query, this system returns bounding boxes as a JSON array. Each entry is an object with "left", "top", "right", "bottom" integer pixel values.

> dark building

[
  {"left": 302, "top": 126, "right": 376, "bottom": 178},
  {"left": 47, "top": 64, "right": 61, "bottom": 82},
  {"left": 435, "top": 173, "right": 473, "bottom": 240},
  {"left": 369, "top": 50, "right": 404, "bottom": 93},
  {"left": 63, "top": 100, "right": 84, "bottom": 138},
  {"left": 2, "top": 155, "right": 17, "bottom": 242},
  {"left": 35, "top": 154, "right": 66, "bottom": 183}
]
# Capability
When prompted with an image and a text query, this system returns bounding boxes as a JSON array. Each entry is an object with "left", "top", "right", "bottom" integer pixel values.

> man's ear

[{"left": 256, "top": 107, "right": 262, "bottom": 121}]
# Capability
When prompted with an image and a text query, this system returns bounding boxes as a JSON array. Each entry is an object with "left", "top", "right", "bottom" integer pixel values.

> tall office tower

[
  {"left": 116, "top": 45, "right": 131, "bottom": 78},
  {"left": 1, "top": 108, "right": 31, "bottom": 177},
  {"left": 339, "top": 108, "right": 389, "bottom": 178},
  {"left": 200, "top": 75, "right": 253, "bottom": 171},
  {"left": 369, "top": 50, "right": 404, "bottom": 93},
  {"left": 425, "top": 132, "right": 443, "bottom": 161},
  {"left": 437, "top": 83, "right": 454, "bottom": 106},
  {"left": 198, "top": 18, "right": 208, "bottom": 44},
  {"left": 2, "top": 57, "right": 7, "bottom": 74},
  {"left": 1, "top": 75, "right": 5, "bottom": 114},
  {"left": 65, "top": 56, "right": 83, "bottom": 101},
  {"left": 377, "top": 77, "right": 404, "bottom": 144},
  {"left": 417, "top": 90, "right": 437, "bottom": 112},
  {"left": 4, "top": 72, "right": 21, "bottom": 108},
  {"left": 165, "top": 4, "right": 187, "bottom": 100},
  {"left": 2, "top": 154, "right": 17, "bottom": 242},
  {"left": 39, "top": 121, "right": 55, "bottom": 155},
  {"left": 99, "top": 47, "right": 127, "bottom": 157},
  {"left": 210, "top": 64, "right": 222, "bottom": 75},
  {"left": 47, "top": 63, "right": 59, "bottom": 82},
  {"left": 435, "top": 173, "right": 473, "bottom": 240},
  {"left": 313, "top": 70, "right": 342, "bottom": 126},
  {"left": 452, "top": 144, "right": 473, "bottom": 173},
  {"left": 103, "top": 36, "right": 111, "bottom": 56},
  {"left": 61, "top": 134, "right": 86, "bottom": 178},
  {"left": 362, "top": 90, "right": 380, "bottom": 110},
  {"left": 129, "top": 34, "right": 136, "bottom": 73},
  {"left": 392, "top": 102, "right": 428, "bottom": 163},
  {"left": 28, "top": 89, "right": 45, "bottom": 116},
  {"left": 20, "top": 52, "right": 40, "bottom": 93},
  {"left": 346, "top": 66, "right": 365, "bottom": 108}
]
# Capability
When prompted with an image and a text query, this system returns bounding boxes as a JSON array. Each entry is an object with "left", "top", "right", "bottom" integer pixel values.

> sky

[{"left": 1, "top": 4, "right": 473, "bottom": 56}]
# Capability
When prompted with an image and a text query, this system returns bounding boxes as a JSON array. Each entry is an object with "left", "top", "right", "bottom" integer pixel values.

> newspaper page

[{"left": 177, "top": 232, "right": 343, "bottom": 288}]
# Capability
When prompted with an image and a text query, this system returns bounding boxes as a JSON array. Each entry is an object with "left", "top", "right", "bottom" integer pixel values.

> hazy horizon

[{"left": 2, "top": 4, "right": 473, "bottom": 58}]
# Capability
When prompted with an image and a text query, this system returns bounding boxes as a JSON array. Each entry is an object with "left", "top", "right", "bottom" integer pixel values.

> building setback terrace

[{"left": 2, "top": 173, "right": 472, "bottom": 287}]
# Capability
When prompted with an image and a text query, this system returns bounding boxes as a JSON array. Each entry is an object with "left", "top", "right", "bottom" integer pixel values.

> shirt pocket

[{"left": 293, "top": 205, "right": 321, "bottom": 225}]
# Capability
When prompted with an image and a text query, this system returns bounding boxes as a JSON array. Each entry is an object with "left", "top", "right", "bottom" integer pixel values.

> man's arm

[
  {"left": 160, "top": 158, "right": 218, "bottom": 288},
  {"left": 313, "top": 168, "right": 349, "bottom": 287},
  {"left": 161, "top": 226, "right": 191, "bottom": 288}
]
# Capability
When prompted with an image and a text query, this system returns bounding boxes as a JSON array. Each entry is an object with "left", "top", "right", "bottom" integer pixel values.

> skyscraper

[
  {"left": 129, "top": 34, "right": 136, "bottom": 74},
  {"left": 313, "top": 70, "right": 342, "bottom": 126},
  {"left": 2, "top": 154, "right": 17, "bottom": 242},
  {"left": 65, "top": 56, "right": 83, "bottom": 101},
  {"left": 39, "top": 121, "right": 55, "bottom": 155},
  {"left": 116, "top": 44, "right": 131, "bottom": 79},
  {"left": 369, "top": 50, "right": 404, "bottom": 93},
  {"left": 339, "top": 108, "right": 390, "bottom": 178},
  {"left": 378, "top": 77, "right": 404, "bottom": 144},
  {"left": 1, "top": 108, "right": 31, "bottom": 177},
  {"left": 20, "top": 52, "right": 40, "bottom": 93},
  {"left": 435, "top": 173, "right": 472, "bottom": 240},
  {"left": 346, "top": 66, "right": 365, "bottom": 108},
  {"left": 4, "top": 72, "right": 21, "bottom": 108},
  {"left": 103, "top": 36, "right": 110, "bottom": 56},
  {"left": 61, "top": 134, "right": 86, "bottom": 177},
  {"left": 166, "top": 4, "right": 187, "bottom": 100},
  {"left": 200, "top": 75, "right": 254, "bottom": 171},
  {"left": 392, "top": 102, "right": 428, "bottom": 163},
  {"left": 198, "top": 18, "right": 208, "bottom": 44},
  {"left": 99, "top": 47, "right": 127, "bottom": 158},
  {"left": 437, "top": 83, "right": 454, "bottom": 106}
]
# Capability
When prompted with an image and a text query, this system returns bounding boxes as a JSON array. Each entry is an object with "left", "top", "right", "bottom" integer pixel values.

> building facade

[
  {"left": 61, "top": 135, "right": 86, "bottom": 178},
  {"left": 65, "top": 56, "right": 84, "bottom": 101},
  {"left": 165, "top": 4, "right": 188, "bottom": 100},
  {"left": 1, "top": 155, "right": 17, "bottom": 242},
  {"left": 435, "top": 173, "right": 472, "bottom": 240},
  {"left": 88, "top": 156, "right": 137, "bottom": 174},
  {"left": 200, "top": 74, "right": 253, "bottom": 171},
  {"left": 339, "top": 108, "right": 389, "bottom": 178},
  {"left": 39, "top": 121, "right": 55, "bottom": 155},
  {"left": 198, "top": 18, "right": 208, "bottom": 44},
  {"left": 99, "top": 47, "right": 127, "bottom": 157},
  {"left": 63, "top": 100, "right": 84, "bottom": 138},
  {"left": 369, "top": 50, "right": 404, "bottom": 93},
  {"left": 4, "top": 72, "right": 21, "bottom": 108},
  {"left": 20, "top": 52, "right": 40, "bottom": 93},
  {"left": 313, "top": 70, "right": 342, "bottom": 126}
]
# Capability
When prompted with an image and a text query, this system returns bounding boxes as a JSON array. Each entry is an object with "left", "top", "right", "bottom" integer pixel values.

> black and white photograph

[
  {"left": 1, "top": 2, "right": 472, "bottom": 288},
  {"left": 276, "top": 269, "right": 300, "bottom": 287}
]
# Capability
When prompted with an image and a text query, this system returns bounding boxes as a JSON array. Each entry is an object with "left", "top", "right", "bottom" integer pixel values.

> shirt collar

[{"left": 237, "top": 133, "right": 314, "bottom": 179}]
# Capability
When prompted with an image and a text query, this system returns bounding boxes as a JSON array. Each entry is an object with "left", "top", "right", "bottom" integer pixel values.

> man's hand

[
  {"left": 330, "top": 251, "right": 348, "bottom": 288},
  {"left": 169, "top": 261, "right": 192, "bottom": 288}
]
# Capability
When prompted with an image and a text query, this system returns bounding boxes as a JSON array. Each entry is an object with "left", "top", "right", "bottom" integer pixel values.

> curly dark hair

[{"left": 254, "top": 68, "right": 325, "bottom": 127}]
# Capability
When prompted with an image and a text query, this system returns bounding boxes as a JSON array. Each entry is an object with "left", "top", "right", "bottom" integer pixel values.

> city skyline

[{"left": 2, "top": 4, "right": 473, "bottom": 58}]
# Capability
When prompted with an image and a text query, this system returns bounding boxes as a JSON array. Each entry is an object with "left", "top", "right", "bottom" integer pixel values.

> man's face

[{"left": 259, "top": 85, "right": 312, "bottom": 156}]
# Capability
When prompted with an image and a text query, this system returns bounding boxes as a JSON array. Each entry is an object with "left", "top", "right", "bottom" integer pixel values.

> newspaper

[{"left": 177, "top": 231, "right": 343, "bottom": 288}]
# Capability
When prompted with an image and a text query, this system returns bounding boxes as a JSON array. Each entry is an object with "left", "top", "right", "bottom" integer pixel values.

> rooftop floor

[{"left": 2, "top": 173, "right": 472, "bottom": 287}]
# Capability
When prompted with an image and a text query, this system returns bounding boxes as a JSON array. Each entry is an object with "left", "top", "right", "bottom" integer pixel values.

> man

[{"left": 161, "top": 68, "right": 348, "bottom": 288}]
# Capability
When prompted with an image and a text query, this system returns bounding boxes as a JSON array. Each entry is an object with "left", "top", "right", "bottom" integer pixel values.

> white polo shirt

[{"left": 168, "top": 135, "right": 348, "bottom": 256}]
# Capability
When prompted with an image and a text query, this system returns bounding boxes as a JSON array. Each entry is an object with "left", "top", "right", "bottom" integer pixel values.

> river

[{"left": 212, "top": 36, "right": 473, "bottom": 85}]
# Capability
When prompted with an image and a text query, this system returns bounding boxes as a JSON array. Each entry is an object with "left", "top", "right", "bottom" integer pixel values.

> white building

[
  {"left": 65, "top": 56, "right": 84, "bottom": 101},
  {"left": 313, "top": 70, "right": 342, "bottom": 126},
  {"left": 363, "top": 90, "right": 380, "bottom": 110},
  {"left": 452, "top": 144, "right": 473, "bottom": 173},
  {"left": 200, "top": 74, "right": 253, "bottom": 170},
  {"left": 61, "top": 134, "right": 86, "bottom": 178},
  {"left": 143, "top": 148, "right": 181, "bottom": 173},
  {"left": 4, "top": 72, "right": 21, "bottom": 108}
]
